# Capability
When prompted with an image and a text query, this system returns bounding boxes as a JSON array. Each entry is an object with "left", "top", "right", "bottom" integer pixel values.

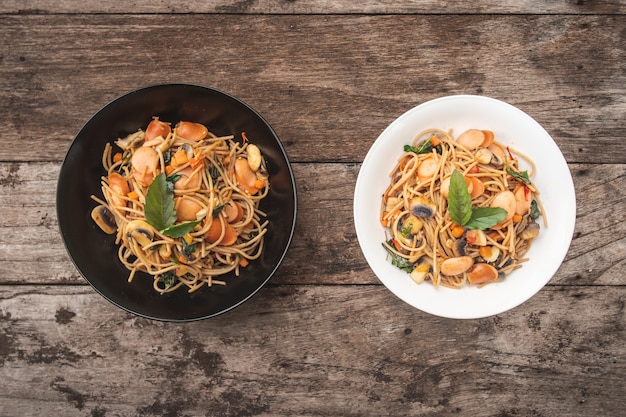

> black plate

[{"left": 57, "top": 83, "right": 297, "bottom": 321}]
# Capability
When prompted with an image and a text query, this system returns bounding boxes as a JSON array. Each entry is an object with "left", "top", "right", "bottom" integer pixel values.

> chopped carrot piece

[
  {"left": 113, "top": 152, "right": 123, "bottom": 163},
  {"left": 189, "top": 157, "right": 204, "bottom": 170},
  {"left": 239, "top": 257, "right": 249, "bottom": 268},
  {"left": 451, "top": 224, "right": 465, "bottom": 238},
  {"left": 165, "top": 165, "right": 175, "bottom": 175},
  {"left": 381, "top": 211, "right": 390, "bottom": 227},
  {"left": 429, "top": 135, "right": 442, "bottom": 147},
  {"left": 479, "top": 246, "right": 492, "bottom": 259},
  {"left": 513, "top": 213, "right": 523, "bottom": 223},
  {"left": 127, "top": 190, "right": 139, "bottom": 200},
  {"left": 177, "top": 255, "right": 187, "bottom": 264},
  {"left": 174, "top": 148, "right": 188, "bottom": 165}
]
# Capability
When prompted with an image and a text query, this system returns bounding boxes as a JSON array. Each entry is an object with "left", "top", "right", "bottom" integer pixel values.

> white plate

[{"left": 354, "top": 95, "right": 576, "bottom": 319}]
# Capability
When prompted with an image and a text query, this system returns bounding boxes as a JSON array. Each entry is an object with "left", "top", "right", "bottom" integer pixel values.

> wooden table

[{"left": 1, "top": 2, "right": 625, "bottom": 416}]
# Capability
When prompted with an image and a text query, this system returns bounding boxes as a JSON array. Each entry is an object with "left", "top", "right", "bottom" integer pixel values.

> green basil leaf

[
  {"left": 145, "top": 173, "right": 176, "bottom": 231},
  {"left": 447, "top": 170, "right": 472, "bottom": 226},
  {"left": 166, "top": 174, "right": 182, "bottom": 192},
  {"left": 506, "top": 166, "right": 531, "bottom": 185},
  {"left": 400, "top": 223, "right": 413, "bottom": 238},
  {"left": 404, "top": 140, "right": 432, "bottom": 154},
  {"left": 382, "top": 241, "right": 414, "bottom": 273},
  {"left": 209, "top": 158, "right": 223, "bottom": 180},
  {"left": 530, "top": 199, "right": 541, "bottom": 219},
  {"left": 465, "top": 207, "right": 508, "bottom": 230},
  {"left": 212, "top": 204, "right": 225, "bottom": 218},
  {"left": 158, "top": 271, "right": 178, "bottom": 290},
  {"left": 182, "top": 239, "right": 197, "bottom": 257},
  {"left": 161, "top": 221, "right": 201, "bottom": 238}
]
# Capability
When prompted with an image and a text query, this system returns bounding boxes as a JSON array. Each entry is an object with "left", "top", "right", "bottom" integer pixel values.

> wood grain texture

[
  {"left": 1, "top": 15, "right": 625, "bottom": 164},
  {"left": 1, "top": 285, "right": 624, "bottom": 417},
  {"left": 2, "top": 0, "right": 625, "bottom": 15},
  {"left": 1, "top": 162, "right": 624, "bottom": 286},
  {"left": 2, "top": 6, "right": 625, "bottom": 417}
]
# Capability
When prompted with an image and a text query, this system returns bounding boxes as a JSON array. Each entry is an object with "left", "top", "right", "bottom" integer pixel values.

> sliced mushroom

[
  {"left": 488, "top": 143, "right": 505, "bottom": 166},
  {"left": 409, "top": 261, "right": 431, "bottom": 284},
  {"left": 440, "top": 256, "right": 474, "bottom": 276},
  {"left": 115, "top": 130, "right": 145, "bottom": 151},
  {"left": 181, "top": 143, "right": 194, "bottom": 159},
  {"left": 520, "top": 221, "right": 540, "bottom": 240},
  {"left": 91, "top": 205, "right": 117, "bottom": 234},
  {"left": 479, "top": 246, "right": 500, "bottom": 263},
  {"left": 409, "top": 196, "right": 436, "bottom": 218},
  {"left": 474, "top": 148, "right": 493, "bottom": 165},
  {"left": 399, "top": 214, "right": 424, "bottom": 235},
  {"left": 247, "top": 144, "right": 262, "bottom": 172},
  {"left": 452, "top": 238, "right": 467, "bottom": 257},
  {"left": 125, "top": 220, "right": 154, "bottom": 247},
  {"left": 466, "top": 229, "right": 487, "bottom": 246}
]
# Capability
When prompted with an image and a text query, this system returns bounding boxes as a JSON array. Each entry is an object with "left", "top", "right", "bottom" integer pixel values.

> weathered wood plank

[
  {"left": 1, "top": 162, "right": 625, "bottom": 286},
  {"left": 2, "top": 0, "right": 625, "bottom": 15},
  {"left": 1, "top": 15, "right": 625, "bottom": 164},
  {"left": 0, "top": 285, "right": 624, "bottom": 417}
]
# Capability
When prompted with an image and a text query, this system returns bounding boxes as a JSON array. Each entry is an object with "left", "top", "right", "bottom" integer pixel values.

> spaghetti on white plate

[
  {"left": 381, "top": 128, "right": 546, "bottom": 289},
  {"left": 90, "top": 117, "right": 270, "bottom": 294}
]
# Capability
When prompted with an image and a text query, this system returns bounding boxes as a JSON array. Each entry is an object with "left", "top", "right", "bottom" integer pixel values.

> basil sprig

[
  {"left": 145, "top": 173, "right": 200, "bottom": 238},
  {"left": 447, "top": 170, "right": 507, "bottom": 230},
  {"left": 404, "top": 140, "right": 432, "bottom": 154},
  {"left": 506, "top": 166, "right": 531, "bottom": 185}
]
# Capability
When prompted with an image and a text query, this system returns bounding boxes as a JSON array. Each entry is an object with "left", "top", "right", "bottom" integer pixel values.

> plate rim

[
  {"left": 354, "top": 94, "right": 576, "bottom": 319},
  {"left": 56, "top": 82, "right": 298, "bottom": 322}
]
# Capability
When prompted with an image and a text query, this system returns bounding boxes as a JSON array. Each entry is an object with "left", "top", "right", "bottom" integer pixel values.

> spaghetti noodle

[
  {"left": 381, "top": 128, "right": 545, "bottom": 288},
  {"left": 90, "top": 117, "right": 270, "bottom": 294}
]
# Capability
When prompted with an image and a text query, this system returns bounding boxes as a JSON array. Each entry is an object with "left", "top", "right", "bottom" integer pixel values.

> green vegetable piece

[
  {"left": 530, "top": 199, "right": 541, "bottom": 219},
  {"left": 182, "top": 239, "right": 197, "bottom": 257},
  {"left": 404, "top": 139, "right": 432, "bottom": 154},
  {"left": 145, "top": 173, "right": 177, "bottom": 231},
  {"left": 465, "top": 207, "right": 508, "bottom": 230},
  {"left": 447, "top": 170, "right": 507, "bottom": 229},
  {"left": 447, "top": 170, "right": 472, "bottom": 226},
  {"left": 158, "top": 271, "right": 178, "bottom": 290},
  {"left": 382, "top": 241, "right": 414, "bottom": 273},
  {"left": 212, "top": 204, "right": 225, "bottom": 218},
  {"left": 161, "top": 221, "right": 200, "bottom": 238},
  {"left": 506, "top": 166, "right": 531, "bottom": 185}
]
